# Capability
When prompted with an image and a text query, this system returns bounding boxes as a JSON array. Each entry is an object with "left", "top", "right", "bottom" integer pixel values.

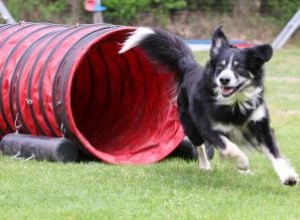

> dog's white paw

[
  {"left": 198, "top": 160, "right": 212, "bottom": 171},
  {"left": 272, "top": 158, "right": 298, "bottom": 186},
  {"left": 197, "top": 145, "right": 212, "bottom": 171},
  {"left": 263, "top": 147, "right": 299, "bottom": 187},
  {"left": 233, "top": 154, "right": 250, "bottom": 171},
  {"left": 281, "top": 171, "right": 299, "bottom": 186},
  {"left": 220, "top": 136, "right": 249, "bottom": 171}
]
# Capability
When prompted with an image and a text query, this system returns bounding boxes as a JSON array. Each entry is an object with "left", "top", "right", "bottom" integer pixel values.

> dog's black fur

[{"left": 120, "top": 26, "right": 298, "bottom": 186}]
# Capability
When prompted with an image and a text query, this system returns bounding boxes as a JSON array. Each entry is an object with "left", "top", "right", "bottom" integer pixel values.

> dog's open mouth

[{"left": 221, "top": 83, "right": 244, "bottom": 97}]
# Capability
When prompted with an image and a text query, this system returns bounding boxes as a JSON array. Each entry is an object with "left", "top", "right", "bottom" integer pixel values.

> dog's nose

[{"left": 220, "top": 77, "right": 230, "bottom": 85}]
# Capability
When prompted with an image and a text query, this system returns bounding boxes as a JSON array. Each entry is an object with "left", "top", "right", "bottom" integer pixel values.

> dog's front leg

[
  {"left": 196, "top": 144, "right": 212, "bottom": 170},
  {"left": 249, "top": 119, "right": 299, "bottom": 186}
]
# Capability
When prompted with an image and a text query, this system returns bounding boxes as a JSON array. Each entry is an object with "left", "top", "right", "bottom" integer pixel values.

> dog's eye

[
  {"left": 235, "top": 66, "right": 244, "bottom": 72},
  {"left": 217, "top": 64, "right": 224, "bottom": 70}
]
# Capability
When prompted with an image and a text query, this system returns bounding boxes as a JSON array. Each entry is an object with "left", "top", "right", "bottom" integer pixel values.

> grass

[{"left": 1, "top": 48, "right": 300, "bottom": 219}]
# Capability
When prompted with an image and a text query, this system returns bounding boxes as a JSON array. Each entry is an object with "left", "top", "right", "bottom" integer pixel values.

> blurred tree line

[{"left": 3, "top": 0, "right": 299, "bottom": 26}]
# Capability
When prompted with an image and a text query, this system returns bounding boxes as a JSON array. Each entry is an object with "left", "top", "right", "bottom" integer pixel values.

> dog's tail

[{"left": 119, "top": 27, "right": 198, "bottom": 82}]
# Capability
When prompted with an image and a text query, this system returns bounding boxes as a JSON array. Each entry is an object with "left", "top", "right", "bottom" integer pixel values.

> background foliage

[
  {"left": 3, "top": 0, "right": 91, "bottom": 24},
  {"left": 2, "top": 0, "right": 299, "bottom": 42},
  {"left": 3, "top": 0, "right": 299, "bottom": 25},
  {"left": 260, "top": 0, "right": 300, "bottom": 25},
  {"left": 104, "top": 0, "right": 187, "bottom": 24}
]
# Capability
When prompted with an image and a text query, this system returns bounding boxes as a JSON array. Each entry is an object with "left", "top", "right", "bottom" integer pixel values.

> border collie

[{"left": 119, "top": 26, "right": 299, "bottom": 186}]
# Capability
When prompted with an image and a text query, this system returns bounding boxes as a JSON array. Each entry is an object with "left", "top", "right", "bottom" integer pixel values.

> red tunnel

[{"left": 0, "top": 22, "right": 184, "bottom": 164}]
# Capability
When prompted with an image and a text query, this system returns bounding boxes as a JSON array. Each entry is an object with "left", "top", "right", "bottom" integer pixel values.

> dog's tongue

[{"left": 222, "top": 87, "right": 234, "bottom": 96}]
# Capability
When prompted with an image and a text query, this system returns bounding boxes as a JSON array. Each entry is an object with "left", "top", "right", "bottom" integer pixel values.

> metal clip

[
  {"left": 26, "top": 98, "right": 33, "bottom": 105},
  {"left": 14, "top": 113, "right": 21, "bottom": 134},
  {"left": 60, "top": 123, "right": 66, "bottom": 138}
]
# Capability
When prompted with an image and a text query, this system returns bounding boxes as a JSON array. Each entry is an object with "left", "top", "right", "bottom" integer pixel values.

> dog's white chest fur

[
  {"left": 212, "top": 122, "right": 257, "bottom": 148},
  {"left": 212, "top": 104, "right": 266, "bottom": 148},
  {"left": 215, "top": 86, "right": 263, "bottom": 114}
]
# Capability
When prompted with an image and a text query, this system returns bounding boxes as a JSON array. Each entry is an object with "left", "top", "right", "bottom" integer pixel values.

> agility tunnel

[{"left": 0, "top": 22, "right": 184, "bottom": 164}]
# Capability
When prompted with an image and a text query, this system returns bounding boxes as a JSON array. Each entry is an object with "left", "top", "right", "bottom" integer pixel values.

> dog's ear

[
  {"left": 246, "top": 44, "right": 273, "bottom": 71},
  {"left": 210, "top": 25, "right": 229, "bottom": 58},
  {"left": 250, "top": 44, "right": 273, "bottom": 62}
]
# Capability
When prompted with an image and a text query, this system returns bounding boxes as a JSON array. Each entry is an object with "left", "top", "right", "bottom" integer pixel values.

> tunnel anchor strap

[{"left": 10, "top": 151, "right": 36, "bottom": 161}]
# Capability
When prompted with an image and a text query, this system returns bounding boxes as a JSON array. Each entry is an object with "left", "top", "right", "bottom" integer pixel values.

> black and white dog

[{"left": 119, "top": 26, "right": 299, "bottom": 186}]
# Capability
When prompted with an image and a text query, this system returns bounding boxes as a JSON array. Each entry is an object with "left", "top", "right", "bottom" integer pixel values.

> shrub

[
  {"left": 185, "top": 0, "right": 235, "bottom": 13},
  {"left": 3, "top": 0, "right": 91, "bottom": 24},
  {"left": 103, "top": 0, "right": 187, "bottom": 24},
  {"left": 260, "top": 0, "right": 299, "bottom": 25},
  {"left": 5, "top": 0, "right": 68, "bottom": 22}
]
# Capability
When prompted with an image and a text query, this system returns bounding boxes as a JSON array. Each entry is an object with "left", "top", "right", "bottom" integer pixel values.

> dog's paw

[
  {"left": 198, "top": 160, "right": 212, "bottom": 171},
  {"left": 273, "top": 158, "right": 299, "bottom": 186},
  {"left": 233, "top": 154, "right": 250, "bottom": 171},
  {"left": 282, "top": 173, "right": 299, "bottom": 186},
  {"left": 219, "top": 137, "right": 249, "bottom": 171}
]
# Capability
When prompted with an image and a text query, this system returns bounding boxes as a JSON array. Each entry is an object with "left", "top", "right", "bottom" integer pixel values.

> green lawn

[{"left": 1, "top": 48, "right": 300, "bottom": 219}]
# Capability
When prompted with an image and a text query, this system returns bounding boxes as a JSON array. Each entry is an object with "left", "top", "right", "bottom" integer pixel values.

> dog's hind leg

[
  {"left": 179, "top": 114, "right": 211, "bottom": 170},
  {"left": 182, "top": 135, "right": 212, "bottom": 171}
]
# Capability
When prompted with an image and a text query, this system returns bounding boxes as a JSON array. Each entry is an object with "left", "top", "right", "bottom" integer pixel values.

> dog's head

[{"left": 210, "top": 26, "right": 273, "bottom": 99}]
